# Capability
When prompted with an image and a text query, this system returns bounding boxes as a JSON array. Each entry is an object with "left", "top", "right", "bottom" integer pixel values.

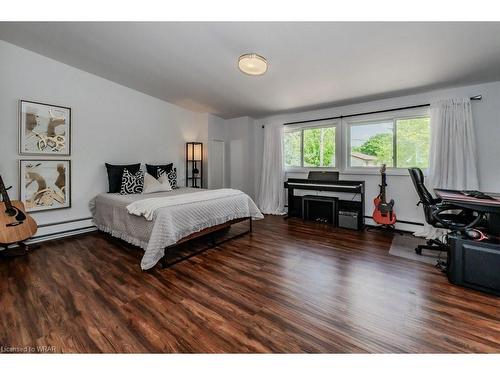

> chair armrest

[
  {"left": 432, "top": 197, "right": 442, "bottom": 205},
  {"left": 431, "top": 203, "right": 483, "bottom": 231}
]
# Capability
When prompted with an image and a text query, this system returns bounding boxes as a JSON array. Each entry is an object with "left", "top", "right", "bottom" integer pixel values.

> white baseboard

[
  {"left": 3, "top": 220, "right": 97, "bottom": 249},
  {"left": 28, "top": 226, "right": 97, "bottom": 244},
  {"left": 28, "top": 218, "right": 97, "bottom": 244}
]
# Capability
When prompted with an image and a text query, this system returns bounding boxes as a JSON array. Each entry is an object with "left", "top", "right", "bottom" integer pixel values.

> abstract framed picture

[
  {"left": 19, "top": 160, "right": 71, "bottom": 212},
  {"left": 19, "top": 100, "right": 71, "bottom": 156}
]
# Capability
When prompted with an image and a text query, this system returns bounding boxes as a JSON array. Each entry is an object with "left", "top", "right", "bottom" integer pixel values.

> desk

[
  {"left": 448, "top": 234, "right": 500, "bottom": 296},
  {"left": 434, "top": 189, "right": 500, "bottom": 235}
]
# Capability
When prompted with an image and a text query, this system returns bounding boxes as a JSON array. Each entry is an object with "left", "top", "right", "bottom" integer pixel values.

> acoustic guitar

[
  {"left": 372, "top": 164, "right": 397, "bottom": 226},
  {"left": 0, "top": 175, "right": 38, "bottom": 245}
]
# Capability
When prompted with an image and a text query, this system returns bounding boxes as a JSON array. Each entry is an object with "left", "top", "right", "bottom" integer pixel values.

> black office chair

[{"left": 408, "top": 168, "right": 483, "bottom": 255}]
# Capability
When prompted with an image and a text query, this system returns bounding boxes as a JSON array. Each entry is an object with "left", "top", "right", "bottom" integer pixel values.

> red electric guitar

[{"left": 372, "top": 164, "right": 397, "bottom": 226}]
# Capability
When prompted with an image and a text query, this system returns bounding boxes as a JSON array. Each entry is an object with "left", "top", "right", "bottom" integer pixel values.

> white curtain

[
  {"left": 428, "top": 98, "right": 479, "bottom": 190},
  {"left": 414, "top": 97, "right": 479, "bottom": 238},
  {"left": 256, "top": 124, "right": 286, "bottom": 215}
]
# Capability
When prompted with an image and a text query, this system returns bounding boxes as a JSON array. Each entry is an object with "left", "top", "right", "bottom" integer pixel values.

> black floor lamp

[{"left": 185, "top": 142, "right": 203, "bottom": 188}]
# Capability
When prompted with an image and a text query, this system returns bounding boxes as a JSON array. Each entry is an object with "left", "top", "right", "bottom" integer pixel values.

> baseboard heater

[{"left": 30, "top": 226, "right": 97, "bottom": 242}]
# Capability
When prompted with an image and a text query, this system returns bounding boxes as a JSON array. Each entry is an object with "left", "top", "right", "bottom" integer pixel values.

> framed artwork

[
  {"left": 19, "top": 100, "right": 71, "bottom": 156},
  {"left": 19, "top": 160, "right": 71, "bottom": 212}
]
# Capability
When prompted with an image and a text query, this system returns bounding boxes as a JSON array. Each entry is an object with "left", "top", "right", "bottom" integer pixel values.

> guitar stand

[
  {"left": 0, "top": 242, "right": 39, "bottom": 257},
  {"left": 366, "top": 224, "right": 404, "bottom": 235}
]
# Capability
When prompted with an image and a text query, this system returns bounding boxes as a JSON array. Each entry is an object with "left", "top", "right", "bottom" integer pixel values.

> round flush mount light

[{"left": 238, "top": 53, "right": 268, "bottom": 76}]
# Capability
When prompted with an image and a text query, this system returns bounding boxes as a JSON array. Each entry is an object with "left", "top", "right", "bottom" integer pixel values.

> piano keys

[{"left": 284, "top": 180, "right": 363, "bottom": 193}]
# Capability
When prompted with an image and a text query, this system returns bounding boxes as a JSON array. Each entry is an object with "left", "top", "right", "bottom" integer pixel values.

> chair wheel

[{"left": 415, "top": 247, "right": 422, "bottom": 255}]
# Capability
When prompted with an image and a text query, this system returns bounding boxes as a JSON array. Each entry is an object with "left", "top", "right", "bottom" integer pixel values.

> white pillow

[{"left": 142, "top": 172, "right": 172, "bottom": 194}]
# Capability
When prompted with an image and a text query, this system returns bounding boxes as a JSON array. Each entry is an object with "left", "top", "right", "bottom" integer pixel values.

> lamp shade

[
  {"left": 187, "top": 143, "right": 202, "bottom": 161},
  {"left": 238, "top": 53, "right": 268, "bottom": 76}
]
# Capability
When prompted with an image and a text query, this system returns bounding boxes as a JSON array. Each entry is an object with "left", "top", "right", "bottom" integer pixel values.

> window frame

[
  {"left": 342, "top": 108, "right": 430, "bottom": 175},
  {"left": 284, "top": 120, "right": 340, "bottom": 172}
]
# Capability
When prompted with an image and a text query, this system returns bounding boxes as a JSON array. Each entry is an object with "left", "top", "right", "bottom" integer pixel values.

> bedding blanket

[{"left": 89, "top": 188, "right": 263, "bottom": 270}]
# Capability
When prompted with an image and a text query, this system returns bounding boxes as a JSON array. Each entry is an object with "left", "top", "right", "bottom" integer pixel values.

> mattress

[{"left": 89, "top": 188, "right": 263, "bottom": 270}]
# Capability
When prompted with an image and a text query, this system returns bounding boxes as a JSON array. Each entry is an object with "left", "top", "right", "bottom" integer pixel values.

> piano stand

[{"left": 284, "top": 172, "right": 365, "bottom": 230}]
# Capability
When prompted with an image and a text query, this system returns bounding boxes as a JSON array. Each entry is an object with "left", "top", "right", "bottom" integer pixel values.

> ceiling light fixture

[{"left": 238, "top": 53, "right": 268, "bottom": 76}]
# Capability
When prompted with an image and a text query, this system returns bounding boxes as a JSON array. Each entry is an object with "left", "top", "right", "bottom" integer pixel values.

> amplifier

[{"left": 338, "top": 210, "right": 359, "bottom": 230}]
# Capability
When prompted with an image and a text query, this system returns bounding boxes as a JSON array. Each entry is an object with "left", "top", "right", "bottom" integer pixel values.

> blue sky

[{"left": 350, "top": 121, "right": 393, "bottom": 147}]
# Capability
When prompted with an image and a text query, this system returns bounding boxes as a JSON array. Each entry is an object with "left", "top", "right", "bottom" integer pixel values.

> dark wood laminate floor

[{"left": 1, "top": 216, "right": 499, "bottom": 353}]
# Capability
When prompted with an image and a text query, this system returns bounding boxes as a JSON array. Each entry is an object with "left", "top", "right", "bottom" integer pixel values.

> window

[
  {"left": 284, "top": 125, "right": 336, "bottom": 168},
  {"left": 350, "top": 121, "right": 394, "bottom": 167},
  {"left": 283, "top": 113, "right": 429, "bottom": 172},
  {"left": 348, "top": 116, "right": 430, "bottom": 169},
  {"left": 395, "top": 117, "right": 430, "bottom": 168},
  {"left": 284, "top": 129, "right": 301, "bottom": 167}
]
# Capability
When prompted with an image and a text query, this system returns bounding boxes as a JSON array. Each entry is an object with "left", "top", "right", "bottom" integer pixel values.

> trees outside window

[
  {"left": 284, "top": 129, "right": 301, "bottom": 167},
  {"left": 303, "top": 127, "right": 335, "bottom": 167},
  {"left": 348, "top": 117, "right": 429, "bottom": 169},
  {"left": 350, "top": 121, "right": 394, "bottom": 167},
  {"left": 283, "top": 115, "right": 429, "bottom": 170},
  {"left": 395, "top": 117, "right": 430, "bottom": 168},
  {"left": 284, "top": 125, "right": 336, "bottom": 168}
]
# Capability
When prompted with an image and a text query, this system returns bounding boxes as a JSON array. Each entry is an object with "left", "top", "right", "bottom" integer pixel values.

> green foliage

[
  {"left": 351, "top": 117, "right": 430, "bottom": 168},
  {"left": 284, "top": 127, "right": 336, "bottom": 167},
  {"left": 284, "top": 118, "right": 429, "bottom": 169},
  {"left": 352, "top": 133, "right": 393, "bottom": 166},
  {"left": 396, "top": 118, "right": 430, "bottom": 168},
  {"left": 284, "top": 130, "right": 301, "bottom": 167},
  {"left": 303, "top": 127, "right": 335, "bottom": 167}
]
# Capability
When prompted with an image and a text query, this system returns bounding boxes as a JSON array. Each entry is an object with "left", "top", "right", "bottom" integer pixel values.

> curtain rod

[{"left": 282, "top": 95, "right": 482, "bottom": 126}]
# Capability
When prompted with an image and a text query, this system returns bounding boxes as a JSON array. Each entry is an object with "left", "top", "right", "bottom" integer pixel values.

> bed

[{"left": 89, "top": 188, "right": 263, "bottom": 270}]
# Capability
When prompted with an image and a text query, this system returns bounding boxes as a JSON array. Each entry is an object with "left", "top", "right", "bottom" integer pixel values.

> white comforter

[
  {"left": 127, "top": 189, "right": 244, "bottom": 221},
  {"left": 90, "top": 188, "right": 263, "bottom": 270}
]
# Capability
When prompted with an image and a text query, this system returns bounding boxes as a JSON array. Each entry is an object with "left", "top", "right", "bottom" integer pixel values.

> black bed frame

[{"left": 159, "top": 216, "right": 253, "bottom": 269}]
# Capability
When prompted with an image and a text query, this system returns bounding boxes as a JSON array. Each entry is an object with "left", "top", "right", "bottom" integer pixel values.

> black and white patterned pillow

[
  {"left": 159, "top": 167, "right": 177, "bottom": 189},
  {"left": 120, "top": 169, "right": 144, "bottom": 194}
]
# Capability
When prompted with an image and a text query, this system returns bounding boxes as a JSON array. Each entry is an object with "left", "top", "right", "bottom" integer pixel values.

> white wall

[
  {"left": 207, "top": 113, "right": 227, "bottom": 188},
  {"left": 254, "top": 81, "right": 500, "bottom": 231},
  {"left": 202, "top": 114, "right": 259, "bottom": 198},
  {"left": 0, "top": 40, "right": 209, "bottom": 238},
  {"left": 224, "top": 116, "right": 256, "bottom": 198},
  {"left": 206, "top": 115, "right": 257, "bottom": 197}
]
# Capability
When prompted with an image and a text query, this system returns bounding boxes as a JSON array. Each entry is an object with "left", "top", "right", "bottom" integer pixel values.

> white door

[{"left": 210, "top": 140, "right": 225, "bottom": 189}]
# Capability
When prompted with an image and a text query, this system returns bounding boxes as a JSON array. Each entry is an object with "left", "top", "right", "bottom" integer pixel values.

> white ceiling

[{"left": 1, "top": 22, "right": 500, "bottom": 119}]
